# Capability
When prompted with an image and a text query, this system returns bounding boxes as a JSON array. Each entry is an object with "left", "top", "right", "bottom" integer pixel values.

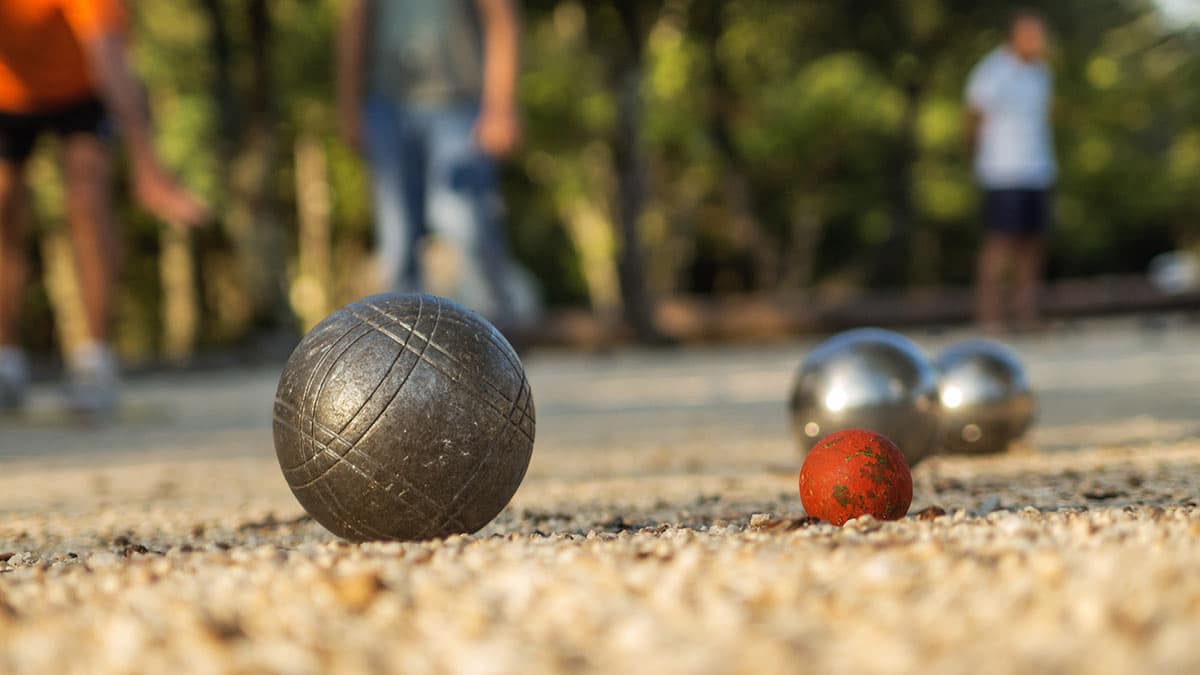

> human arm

[
  {"left": 337, "top": 0, "right": 368, "bottom": 151},
  {"left": 475, "top": 0, "right": 521, "bottom": 157},
  {"left": 963, "top": 57, "right": 993, "bottom": 162},
  {"left": 79, "top": 23, "right": 209, "bottom": 227}
]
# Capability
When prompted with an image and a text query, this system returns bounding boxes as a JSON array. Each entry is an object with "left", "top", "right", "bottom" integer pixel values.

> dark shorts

[
  {"left": 0, "top": 97, "right": 111, "bottom": 165},
  {"left": 983, "top": 188, "right": 1053, "bottom": 237}
]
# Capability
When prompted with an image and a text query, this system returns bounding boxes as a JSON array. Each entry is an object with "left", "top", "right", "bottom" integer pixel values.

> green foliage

[{"left": 24, "top": 0, "right": 1200, "bottom": 356}]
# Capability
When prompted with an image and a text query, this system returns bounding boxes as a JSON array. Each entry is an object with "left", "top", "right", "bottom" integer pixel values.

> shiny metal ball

[
  {"left": 273, "top": 293, "right": 535, "bottom": 541},
  {"left": 789, "top": 328, "right": 940, "bottom": 466},
  {"left": 934, "top": 339, "right": 1035, "bottom": 456}
]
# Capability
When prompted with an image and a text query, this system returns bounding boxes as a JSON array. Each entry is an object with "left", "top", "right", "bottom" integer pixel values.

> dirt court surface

[{"left": 2, "top": 318, "right": 1200, "bottom": 674}]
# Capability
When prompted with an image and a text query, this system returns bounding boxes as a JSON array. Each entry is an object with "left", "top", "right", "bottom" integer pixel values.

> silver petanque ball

[
  {"left": 934, "top": 339, "right": 1035, "bottom": 456},
  {"left": 789, "top": 328, "right": 940, "bottom": 466}
]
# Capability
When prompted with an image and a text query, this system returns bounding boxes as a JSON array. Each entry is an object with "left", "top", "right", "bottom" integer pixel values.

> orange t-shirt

[{"left": 0, "top": 0, "right": 126, "bottom": 113}]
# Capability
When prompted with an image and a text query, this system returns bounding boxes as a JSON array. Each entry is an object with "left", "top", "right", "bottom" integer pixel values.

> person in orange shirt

[{"left": 0, "top": 0, "right": 208, "bottom": 416}]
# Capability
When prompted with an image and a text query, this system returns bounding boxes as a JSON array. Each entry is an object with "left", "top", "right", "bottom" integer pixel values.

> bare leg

[
  {"left": 61, "top": 134, "right": 118, "bottom": 344},
  {"left": 1013, "top": 234, "right": 1044, "bottom": 330},
  {"left": 0, "top": 160, "right": 29, "bottom": 347},
  {"left": 975, "top": 233, "right": 1010, "bottom": 333}
]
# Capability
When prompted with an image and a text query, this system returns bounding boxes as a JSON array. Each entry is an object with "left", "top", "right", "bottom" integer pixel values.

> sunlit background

[{"left": 14, "top": 0, "right": 1200, "bottom": 363}]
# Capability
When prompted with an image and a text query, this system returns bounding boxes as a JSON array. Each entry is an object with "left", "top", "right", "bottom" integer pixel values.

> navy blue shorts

[
  {"left": 0, "top": 97, "right": 111, "bottom": 165},
  {"left": 983, "top": 188, "right": 1052, "bottom": 237}
]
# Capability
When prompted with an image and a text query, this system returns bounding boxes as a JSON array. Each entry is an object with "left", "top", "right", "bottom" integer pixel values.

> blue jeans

[{"left": 363, "top": 96, "right": 515, "bottom": 322}]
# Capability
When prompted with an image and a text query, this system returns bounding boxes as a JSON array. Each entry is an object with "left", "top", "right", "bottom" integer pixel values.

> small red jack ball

[{"left": 799, "top": 429, "right": 913, "bottom": 526}]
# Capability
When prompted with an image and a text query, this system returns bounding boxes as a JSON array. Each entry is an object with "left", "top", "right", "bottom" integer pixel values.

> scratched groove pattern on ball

[{"left": 273, "top": 293, "right": 535, "bottom": 541}]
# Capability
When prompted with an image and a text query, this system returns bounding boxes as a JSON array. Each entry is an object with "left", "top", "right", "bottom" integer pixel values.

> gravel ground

[{"left": 2, "top": 318, "right": 1200, "bottom": 674}]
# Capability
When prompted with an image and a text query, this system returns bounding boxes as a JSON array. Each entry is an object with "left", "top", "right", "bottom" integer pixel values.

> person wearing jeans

[{"left": 338, "top": 0, "right": 529, "bottom": 328}]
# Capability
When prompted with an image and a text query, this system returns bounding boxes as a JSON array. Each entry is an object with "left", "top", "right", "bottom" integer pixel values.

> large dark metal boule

[
  {"left": 789, "top": 328, "right": 940, "bottom": 466},
  {"left": 273, "top": 293, "right": 535, "bottom": 541}
]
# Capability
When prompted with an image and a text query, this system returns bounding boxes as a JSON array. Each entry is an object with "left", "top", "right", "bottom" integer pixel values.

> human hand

[
  {"left": 474, "top": 105, "right": 521, "bottom": 158},
  {"left": 134, "top": 163, "right": 210, "bottom": 228}
]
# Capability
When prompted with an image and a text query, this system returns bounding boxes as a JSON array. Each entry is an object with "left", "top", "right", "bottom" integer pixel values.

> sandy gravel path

[{"left": 2, "top": 318, "right": 1200, "bottom": 674}]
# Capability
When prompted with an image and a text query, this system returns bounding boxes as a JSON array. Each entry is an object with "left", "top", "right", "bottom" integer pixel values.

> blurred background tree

[{"left": 17, "top": 0, "right": 1200, "bottom": 360}]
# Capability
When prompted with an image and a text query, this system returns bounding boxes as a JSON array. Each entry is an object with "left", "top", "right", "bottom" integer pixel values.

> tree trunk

[
  {"left": 159, "top": 227, "right": 198, "bottom": 362},
  {"left": 221, "top": 0, "right": 287, "bottom": 332},
  {"left": 292, "top": 133, "right": 333, "bottom": 331},
  {"left": 612, "top": 70, "right": 661, "bottom": 340},
  {"left": 198, "top": 0, "right": 238, "bottom": 149},
  {"left": 781, "top": 195, "right": 823, "bottom": 290},
  {"left": 873, "top": 84, "right": 921, "bottom": 288},
  {"left": 610, "top": 2, "right": 662, "bottom": 342},
  {"left": 700, "top": 2, "right": 778, "bottom": 290}
]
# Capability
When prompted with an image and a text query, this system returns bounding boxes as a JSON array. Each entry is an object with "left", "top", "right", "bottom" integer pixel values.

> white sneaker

[
  {"left": 66, "top": 342, "right": 120, "bottom": 418},
  {"left": 0, "top": 347, "right": 29, "bottom": 412}
]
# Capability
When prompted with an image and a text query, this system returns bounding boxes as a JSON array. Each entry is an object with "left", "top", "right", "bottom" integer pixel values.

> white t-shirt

[{"left": 965, "top": 48, "right": 1056, "bottom": 189}]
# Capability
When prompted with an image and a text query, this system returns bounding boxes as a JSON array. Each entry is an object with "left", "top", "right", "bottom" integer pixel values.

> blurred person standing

[
  {"left": 965, "top": 11, "right": 1056, "bottom": 333},
  {"left": 338, "top": 0, "right": 536, "bottom": 331},
  {"left": 0, "top": 0, "right": 208, "bottom": 415}
]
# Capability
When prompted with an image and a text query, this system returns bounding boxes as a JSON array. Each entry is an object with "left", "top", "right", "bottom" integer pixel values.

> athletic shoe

[{"left": 66, "top": 342, "right": 120, "bottom": 419}]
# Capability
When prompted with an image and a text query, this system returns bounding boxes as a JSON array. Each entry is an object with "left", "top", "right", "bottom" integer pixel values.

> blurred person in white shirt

[{"left": 965, "top": 11, "right": 1055, "bottom": 333}]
